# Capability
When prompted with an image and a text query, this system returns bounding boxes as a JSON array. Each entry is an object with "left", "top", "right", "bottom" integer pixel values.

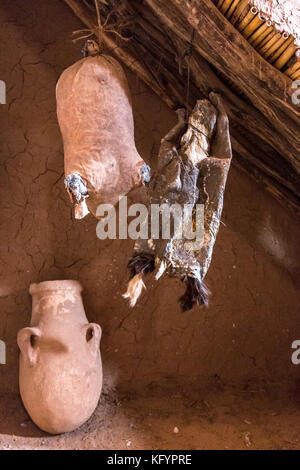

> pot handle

[
  {"left": 17, "top": 327, "right": 41, "bottom": 367},
  {"left": 85, "top": 323, "right": 102, "bottom": 356}
]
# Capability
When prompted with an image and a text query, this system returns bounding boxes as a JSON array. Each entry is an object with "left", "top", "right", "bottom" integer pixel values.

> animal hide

[
  {"left": 124, "top": 93, "right": 232, "bottom": 311},
  {"left": 56, "top": 45, "right": 145, "bottom": 219}
]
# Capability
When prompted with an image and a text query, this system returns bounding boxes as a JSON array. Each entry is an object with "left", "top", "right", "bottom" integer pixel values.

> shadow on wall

[{"left": 224, "top": 166, "right": 300, "bottom": 287}]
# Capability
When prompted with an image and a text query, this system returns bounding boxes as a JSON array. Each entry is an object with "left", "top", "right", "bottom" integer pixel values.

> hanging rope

[
  {"left": 94, "top": 0, "right": 102, "bottom": 47},
  {"left": 71, "top": 0, "right": 132, "bottom": 53},
  {"left": 185, "top": 28, "right": 195, "bottom": 106}
]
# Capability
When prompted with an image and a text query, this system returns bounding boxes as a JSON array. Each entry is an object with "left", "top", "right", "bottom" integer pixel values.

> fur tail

[
  {"left": 127, "top": 253, "right": 155, "bottom": 280},
  {"left": 179, "top": 276, "right": 210, "bottom": 312},
  {"left": 123, "top": 274, "right": 146, "bottom": 308},
  {"left": 123, "top": 253, "right": 155, "bottom": 307}
]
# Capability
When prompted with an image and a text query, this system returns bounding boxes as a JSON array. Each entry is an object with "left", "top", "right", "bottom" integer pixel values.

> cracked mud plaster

[{"left": 0, "top": 0, "right": 300, "bottom": 396}]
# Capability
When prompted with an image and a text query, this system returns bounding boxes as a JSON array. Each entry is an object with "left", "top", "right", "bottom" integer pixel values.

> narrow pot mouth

[{"left": 29, "top": 280, "right": 82, "bottom": 295}]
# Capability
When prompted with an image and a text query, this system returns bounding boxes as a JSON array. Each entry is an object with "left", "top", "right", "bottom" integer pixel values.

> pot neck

[{"left": 30, "top": 285, "right": 87, "bottom": 325}]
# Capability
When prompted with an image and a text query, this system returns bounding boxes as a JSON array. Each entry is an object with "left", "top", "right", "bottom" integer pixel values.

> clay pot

[{"left": 17, "top": 280, "right": 102, "bottom": 434}]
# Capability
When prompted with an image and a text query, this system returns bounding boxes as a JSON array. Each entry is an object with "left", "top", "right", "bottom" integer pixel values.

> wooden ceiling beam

[{"left": 145, "top": 0, "right": 300, "bottom": 173}]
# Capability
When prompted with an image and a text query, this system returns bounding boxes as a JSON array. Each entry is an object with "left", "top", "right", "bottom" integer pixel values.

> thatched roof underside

[{"left": 252, "top": 0, "right": 300, "bottom": 46}]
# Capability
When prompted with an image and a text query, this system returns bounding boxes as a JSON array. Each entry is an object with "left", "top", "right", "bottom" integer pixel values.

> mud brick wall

[{"left": 0, "top": 0, "right": 299, "bottom": 394}]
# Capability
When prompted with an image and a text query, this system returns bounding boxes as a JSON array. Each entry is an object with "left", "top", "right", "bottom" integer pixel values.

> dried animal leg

[{"left": 124, "top": 94, "right": 232, "bottom": 311}]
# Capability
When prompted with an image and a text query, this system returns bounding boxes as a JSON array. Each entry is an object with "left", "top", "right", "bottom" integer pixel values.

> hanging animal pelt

[
  {"left": 56, "top": 40, "right": 147, "bottom": 219},
  {"left": 124, "top": 93, "right": 232, "bottom": 311}
]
